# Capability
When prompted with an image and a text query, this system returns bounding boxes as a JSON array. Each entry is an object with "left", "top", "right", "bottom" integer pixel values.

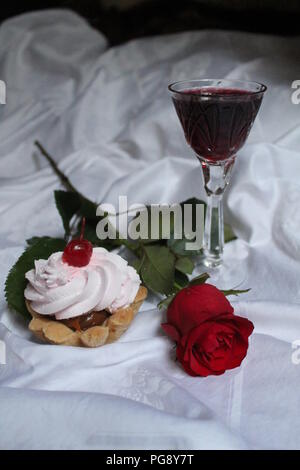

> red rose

[{"left": 161, "top": 284, "right": 254, "bottom": 377}]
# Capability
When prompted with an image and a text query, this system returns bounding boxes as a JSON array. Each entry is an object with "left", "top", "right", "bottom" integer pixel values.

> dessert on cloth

[{"left": 24, "top": 233, "right": 147, "bottom": 348}]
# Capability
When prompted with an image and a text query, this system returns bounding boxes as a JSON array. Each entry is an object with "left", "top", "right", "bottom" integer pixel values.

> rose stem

[
  {"left": 80, "top": 217, "right": 86, "bottom": 241},
  {"left": 34, "top": 140, "right": 79, "bottom": 194}
]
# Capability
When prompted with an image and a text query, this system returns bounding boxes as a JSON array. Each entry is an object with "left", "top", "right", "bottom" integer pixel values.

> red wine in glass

[
  {"left": 172, "top": 87, "right": 263, "bottom": 163},
  {"left": 169, "top": 79, "right": 266, "bottom": 271}
]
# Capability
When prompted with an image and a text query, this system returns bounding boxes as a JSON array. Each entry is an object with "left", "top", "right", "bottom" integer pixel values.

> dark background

[{"left": 0, "top": 0, "right": 299, "bottom": 44}]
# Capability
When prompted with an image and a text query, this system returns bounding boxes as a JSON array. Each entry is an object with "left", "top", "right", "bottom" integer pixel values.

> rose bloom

[{"left": 161, "top": 284, "right": 254, "bottom": 377}]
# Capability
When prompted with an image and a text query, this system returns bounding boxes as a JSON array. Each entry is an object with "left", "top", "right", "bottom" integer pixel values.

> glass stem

[
  {"left": 204, "top": 194, "right": 224, "bottom": 267},
  {"left": 200, "top": 158, "right": 235, "bottom": 268}
]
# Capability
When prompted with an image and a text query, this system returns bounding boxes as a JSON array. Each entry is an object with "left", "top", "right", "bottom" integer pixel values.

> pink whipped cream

[{"left": 24, "top": 247, "right": 141, "bottom": 320}]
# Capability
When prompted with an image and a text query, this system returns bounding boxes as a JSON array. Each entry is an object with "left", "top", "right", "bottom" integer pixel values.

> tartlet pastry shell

[{"left": 26, "top": 286, "right": 147, "bottom": 348}]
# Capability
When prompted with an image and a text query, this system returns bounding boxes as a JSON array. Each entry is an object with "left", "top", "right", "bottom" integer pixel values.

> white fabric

[{"left": 0, "top": 9, "right": 300, "bottom": 450}]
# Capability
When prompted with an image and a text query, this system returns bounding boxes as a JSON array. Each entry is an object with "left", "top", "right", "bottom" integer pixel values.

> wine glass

[{"left": 168, "top": 79, "right": 266, "bottom": 283}]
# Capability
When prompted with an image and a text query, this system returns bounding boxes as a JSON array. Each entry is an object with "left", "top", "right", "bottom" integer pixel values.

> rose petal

[
  {"left": 161, "top": 323, "right": 180, "bottom": 342},
  {"left": 177, "top": 343, "right": 213, "bottom": 377},
  {"left": 165, "top": 285, "right": 254, "bottom": 377},
  {"left": 167, "top": 284, "right": 234, "bottom": 336}
]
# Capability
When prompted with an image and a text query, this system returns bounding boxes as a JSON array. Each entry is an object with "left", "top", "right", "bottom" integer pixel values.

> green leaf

[
  {"left": 166, "top": 198, "right": 205, "bottom": 256},
  {"left": 180, "top": 197, "right": 207, "bottom": 231},
  {"left": 26, "top": 236, "right": 54, "bottom": 246},
  {"left": 221, "top": 288, "right": 250, "bottom": 296},
  {"left": 174, "top": 270, "right": 189, "bottom": 290},
  {"left": 158, "top": 270, "right": 189, "bottom": 309},
  {"left": 158, "top": 294, "right": 175, "bottom": 310},
  {"left": 189, "top": 272, "right": 210, "bottom": 286},
  {"left": 54, "top": 190, "right": 81, "bottom": 236},
  {"left": 133, "top": 206, "right": 174, "bottom": 244},
  {"left": 130, "top": 253, "right": 145, "bottom": 274},
  {"left": 52, "top": 190, "right": 117, "bottom": 249},
  {"left": 224, "top": 223, "right": 237, "bottom": 243},
  {"left": 5, "top": 237, "right": 66, "bottom": 319},
  {"left": 141, "top": 245, "right": 176, "bottom": 295},
  {"left": 158, "top": 269, "right": 190, "bottom": 309},
  {"left": 78, "top": 196, "right": 99, "bottom": 222},
  {"left": 136, "top": 199, "right": 206, "bottom": 247},
  {"left": 79, "top": 220, "right": 117, "bottom": 250},
  {"left": 175, "top": 256, "right": 194, "bottom": 274},
  {"left": 54, "top": 190, "right": 99, "bottom": 238},
  {"left": 180, "top": 197, "right": 206, "bottom": 207},
  {"left": 167, "top": 236, "right": 202, "bottom": 256}
]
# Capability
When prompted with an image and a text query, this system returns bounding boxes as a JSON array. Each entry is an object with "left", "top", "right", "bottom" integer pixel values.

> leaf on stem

[
  {"left": 141, "top": 245, "right": 176, "bottom": 295},
  {"left": 158, "top": 294, "right": 175, "bottom": 310},
  {"left": 175, "top": 256, "right": 194, "bottom": 274},
  {"left": 221, "top": 288, "right": 250, "bottom": 296},
  {"left": 54, "top": 190, "right": 81, "bottom": 236},
  {"left": 5, "top": 237, "right": 66, "bottom": 319},
  {"left": 189, "top": 272, "right": 210, "bottom": 286},
  {"left": 174, "top": 270, "right": 189, "bottom": 290}
]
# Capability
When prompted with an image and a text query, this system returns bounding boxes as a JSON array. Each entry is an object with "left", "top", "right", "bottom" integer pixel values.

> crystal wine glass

[{"left": 168, "top": 79, "right": 266, "bottom": 276}]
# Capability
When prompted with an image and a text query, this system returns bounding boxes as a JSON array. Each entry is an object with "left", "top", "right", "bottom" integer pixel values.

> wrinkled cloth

[{"left": 0, "top": 9, "right": 300, "bottom": 450}]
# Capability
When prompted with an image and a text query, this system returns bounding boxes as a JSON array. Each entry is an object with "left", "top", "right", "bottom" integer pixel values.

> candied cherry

[{"left": 62, "top": 218, "right": 93, "bottom": 267}]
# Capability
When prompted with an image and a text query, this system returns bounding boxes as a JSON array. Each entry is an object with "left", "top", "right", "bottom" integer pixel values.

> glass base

[
  {"left": 194, "top": 241, "right": 249, "bottom": 290},
  {"left": 202, "top": 253, "right": 222, "bottom": 269}
]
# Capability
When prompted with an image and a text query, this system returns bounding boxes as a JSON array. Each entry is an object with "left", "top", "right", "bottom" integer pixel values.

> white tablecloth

[{"left": 0, "top": 9, "right": 300, "bottom": 450}]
